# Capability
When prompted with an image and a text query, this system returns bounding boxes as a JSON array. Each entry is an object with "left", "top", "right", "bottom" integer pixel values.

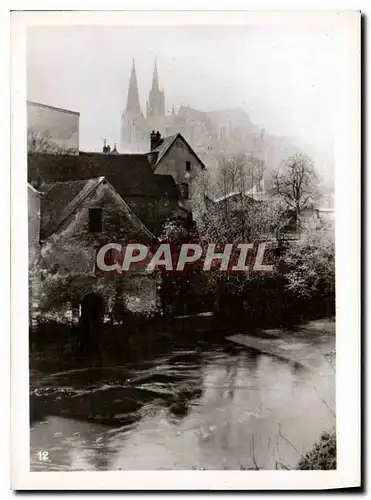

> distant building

[
  {"left": 120, "top": 58, "right": 298, "bottom": 174},
  {"left": 27, "top": 101, "right": 80, "bottom": 154}
]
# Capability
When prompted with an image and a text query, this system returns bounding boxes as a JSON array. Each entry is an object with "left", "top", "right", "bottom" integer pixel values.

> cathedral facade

[
  {"left": 120, "top": 58, "right": 296, "bottom": 174},
  {"left": 120, "top": 59, "right": 169, "bottom": 153},
  {"left": 120, "top": 58, "right": 260, "bottom": 157}
]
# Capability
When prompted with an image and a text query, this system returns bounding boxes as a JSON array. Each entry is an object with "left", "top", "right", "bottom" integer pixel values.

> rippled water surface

[{"left": 30, "top": 318, "right": 335, "bottom": 470}]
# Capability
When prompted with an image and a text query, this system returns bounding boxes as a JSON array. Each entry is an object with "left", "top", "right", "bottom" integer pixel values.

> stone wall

[
  {"left": 37, "top": 180, "right": 159, "bottom": 320},
  {"left": 27, "top": 101, "right": 79, "bottom": 153},
  {"left": 154, "top": 136, "right": 204, "bottom": 211},
  {"left": 124, "top": 196, "right": 187, "bottom": 236}
]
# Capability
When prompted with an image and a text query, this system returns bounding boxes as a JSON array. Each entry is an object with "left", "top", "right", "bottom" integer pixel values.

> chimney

[
  {"left": 102, "top": 139, "right": 113, "bottom": 154},
  {"left": 150, "top": 130, "right": 162, "bottom": 150}
]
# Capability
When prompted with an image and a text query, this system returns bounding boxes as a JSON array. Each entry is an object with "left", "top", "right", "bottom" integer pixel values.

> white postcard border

[{"left": 10, "top": 9, "right": 361, "bottom": 490}]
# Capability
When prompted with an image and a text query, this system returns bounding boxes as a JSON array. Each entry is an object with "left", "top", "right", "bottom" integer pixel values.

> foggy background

[{"left": 27, "top": 25, "right": 335, "bottom": 183}]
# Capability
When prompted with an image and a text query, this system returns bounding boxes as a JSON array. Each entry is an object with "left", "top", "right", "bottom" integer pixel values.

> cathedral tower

[
  {"left": 121, "top": 59, "right": 145, "bottom": 152},
  {"left": 146, "top": 58, "right": 165, "bottom": 118}
]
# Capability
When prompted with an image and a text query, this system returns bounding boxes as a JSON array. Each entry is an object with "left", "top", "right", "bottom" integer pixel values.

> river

[{"left": 30, "top": 317, "right": 335, "bottom": 470}]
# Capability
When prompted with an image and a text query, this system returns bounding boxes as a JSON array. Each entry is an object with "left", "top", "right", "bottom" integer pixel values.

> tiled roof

[
  {"left": 151, "top": 135, "right": 178, "bottom": 165},
  {"left": 28, "top": 152, "right": 161, "bottom": 198},
  {"left": 149, "top": 133, "right": 206, "bottom": 169},
  {"left": 39, "top": 177, "right": 157, "bottom": 241}
]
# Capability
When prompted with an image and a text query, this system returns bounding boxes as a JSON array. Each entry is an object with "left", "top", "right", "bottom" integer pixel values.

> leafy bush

[
  {"left": 280, "top": 224, "right": 335, "bottom": 299},
  {"left": 297, "top": 431, "right": 336, "bottom": 470}
]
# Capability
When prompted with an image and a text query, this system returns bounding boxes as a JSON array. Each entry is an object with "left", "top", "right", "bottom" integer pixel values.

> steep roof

[
  {"left": 151, "top": 134, "right": 178, "bottom": 164},
  {"left": 39, "top": 178, "right": 104, "bottom": 239},
  {"left": 28, "top": 152, "right": 161, "bottom": 198},
  {"left": 39, "top": 177, "right": 156, "bottom": 241},
  {"left": 149, "top": 133, "right": 206, "bottom": 169}
]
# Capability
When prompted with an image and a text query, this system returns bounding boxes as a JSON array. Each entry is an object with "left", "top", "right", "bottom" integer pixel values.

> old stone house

[
  {"left": 28, "top": 131, "right": 204, "bottom": 235},
  {"left": 30, "top": 176, "right": 161, "bottom": 321},
  {"left": 28, "top": 131, "right": 206, "bottom": 321},
  {"left": 147, "top": 131, "right": 206, "bottom": 212}
]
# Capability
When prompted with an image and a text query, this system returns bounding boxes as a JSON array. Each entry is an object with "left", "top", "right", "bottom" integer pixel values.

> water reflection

[{"left": 30, "top": 318, "right": 335, "bottom": 470}]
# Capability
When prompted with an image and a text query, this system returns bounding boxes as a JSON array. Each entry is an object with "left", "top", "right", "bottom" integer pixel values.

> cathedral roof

[{"left": 206, "top": 108, "right": 254, "bottom": 130}]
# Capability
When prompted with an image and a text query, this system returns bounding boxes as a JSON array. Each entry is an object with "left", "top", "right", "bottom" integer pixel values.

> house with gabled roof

[
  {"left": 27, "top": 121, "right": 207, "bottom": 320},
  {"left": 31, "top": 176, "right": 160, "bottom": 319},
  {"left": 28, "top": 144, "right": 195, "bottom": 236},
  {"left": 146, "top": 131, "right": 206, "bottom": 212}
]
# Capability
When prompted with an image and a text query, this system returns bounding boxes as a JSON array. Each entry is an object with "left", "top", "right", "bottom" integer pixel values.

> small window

[
  {"left": 89, "top": 208, "right": 102, "bottom": 233},
  {"left": 185, "top": 161, "right": 191, "bottom": 173},
  {"left": 179, "top": 183, "right": 189, "bottom": 200}
]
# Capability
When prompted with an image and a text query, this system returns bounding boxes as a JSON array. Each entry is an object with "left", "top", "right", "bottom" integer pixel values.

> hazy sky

[{"left": 27, "top": 25, "right": 335, "bottom": 170}]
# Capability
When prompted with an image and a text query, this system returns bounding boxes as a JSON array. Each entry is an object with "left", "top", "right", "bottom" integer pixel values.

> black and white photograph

[{"left": 10, "top": 9, "right": 360, "bottom": 490}]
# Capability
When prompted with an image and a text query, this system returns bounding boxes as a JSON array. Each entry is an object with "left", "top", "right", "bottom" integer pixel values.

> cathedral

[
  {"left": 120, "top": 58, "right": 296, "bottom": 173},
  {"left": 120, "top": 59, "right": 167, "bottom": 153}
]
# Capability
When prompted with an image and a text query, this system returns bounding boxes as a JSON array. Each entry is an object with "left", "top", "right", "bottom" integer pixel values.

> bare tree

[
  {"left": 27, "top": 127, "right": 76, "bottom": 155},
  {"left": 271, "top": 153, "right": 318, "bottom": 222},
  {"left": 216, "top": 152, "right": 264, "bottom": 199}
]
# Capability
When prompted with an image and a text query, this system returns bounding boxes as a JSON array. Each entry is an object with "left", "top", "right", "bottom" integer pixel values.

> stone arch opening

[{"left": 76, "top": 292, "right": 105, "bottom": 356}]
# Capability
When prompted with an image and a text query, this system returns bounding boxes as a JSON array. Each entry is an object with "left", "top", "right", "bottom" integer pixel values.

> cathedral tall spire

[
  {"left": 126, "top": 58, "right": 142, "bottom": 115},
  {"left": 146, "top": 57, "right": 165, "bottom": 118},
  {"left": 152, "top": 58, "right": 159, "bottom": 92}
]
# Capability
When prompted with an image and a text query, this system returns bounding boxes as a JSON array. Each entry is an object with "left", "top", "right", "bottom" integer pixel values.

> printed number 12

[{"left": 37, "top": 450, "right": 49, "bottom": 461}]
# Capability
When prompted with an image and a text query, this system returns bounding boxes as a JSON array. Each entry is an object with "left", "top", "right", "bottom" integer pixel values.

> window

[
  {"left": 185, "top": 161, "right": 191, "bottom": 173},
  {"left": 179, "top": 183, "right": 189, "bottom": 200},
  {"left": 89, "top": 208, "right": 103, "bottom": 233}
]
